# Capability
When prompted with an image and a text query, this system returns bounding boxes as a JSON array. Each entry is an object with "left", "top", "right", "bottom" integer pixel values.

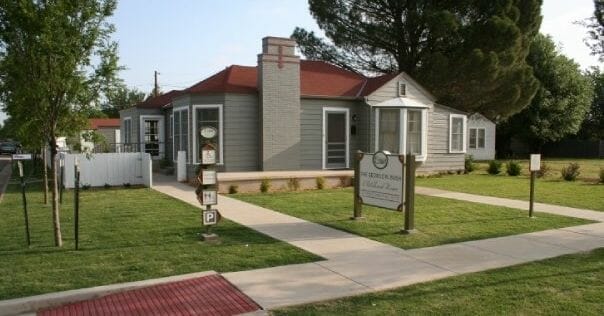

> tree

[
  {"left": 292, "top": 0, "right": 542, "bottom": 119},
  {"left": 498, "top": 34, "right": 594, "bottom": 150},
  {"left": 578, "top": 68, "right": 604, "bottom": 140},
  {"left": 102, "top": 85, "right": 146, "bottom": 118},
  {"left": 0, "top": 0, "right": 121, "bottom": 247},
  {"left": 578, "top": 0, "right": 604, "bottom": 61}
]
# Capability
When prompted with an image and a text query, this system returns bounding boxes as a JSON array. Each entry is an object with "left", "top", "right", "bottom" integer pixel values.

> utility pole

[{"left": 154, "top": 70, "right": 160, "bottom": 97}]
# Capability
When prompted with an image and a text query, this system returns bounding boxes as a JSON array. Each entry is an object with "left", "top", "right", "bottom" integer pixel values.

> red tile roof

[
  {"left": 136, "top": 90, "right": 183, "bottom": 109},
  {"left": 89, "top": 118, "right": 120, "bottom": 129},
  {"left": 183, "top": 60, "right": 400, "bottom": 98}
]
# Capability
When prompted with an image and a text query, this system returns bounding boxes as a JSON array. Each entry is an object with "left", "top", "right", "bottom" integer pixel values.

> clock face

[{"left": 200, "top": 126, "right": 217, "bottom": 139}]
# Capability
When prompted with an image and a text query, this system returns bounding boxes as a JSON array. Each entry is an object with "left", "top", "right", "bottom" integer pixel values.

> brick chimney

[{"left": 257, "top": 37, "right": 301, "bottom": 170}]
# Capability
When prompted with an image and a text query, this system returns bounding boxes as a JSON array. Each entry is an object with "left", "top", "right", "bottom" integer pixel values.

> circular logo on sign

[{"left": 373, "top": 151, "right": 388, "bottom": 169}]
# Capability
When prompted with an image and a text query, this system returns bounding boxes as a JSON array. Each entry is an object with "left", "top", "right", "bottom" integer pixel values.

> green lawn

[
  {"left": 473, "top": 158, "right": 603, "bottom": 181},
  {"left": 233, "top": 188, "right": 591, "bottom": 250},
  {"left": 416, "top": 173, "right": 604, "bottom": 212},
  {"left": 0, "top": 182, "right": 319, "bottom": 300},
  {"left": 273, "top": 248, "right": 604, "bottom": 315}
]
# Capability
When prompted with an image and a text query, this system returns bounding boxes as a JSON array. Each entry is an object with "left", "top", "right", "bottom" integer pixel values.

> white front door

[{"left": 323, "top": 108, "right": 349, "bottom": 169}]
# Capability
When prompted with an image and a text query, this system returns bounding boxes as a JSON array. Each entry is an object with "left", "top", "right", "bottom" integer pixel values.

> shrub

[
  {"left": 339, "top": 176, "right": 352, "bottom": 187},
  {"left": 487, "top": 160, "right": 502, "bottom": 175},
  {"left": 600, "top": 168, "right": 604, "bottom": 183},
  {"left": 82, "top": 184, "right": 91, "bottom": 190},
  {"left": 287, "top": 178, "right": 300, "bottom": 191},
  {"left": 316, "top": 177, "right": 325, "bottom": 190},
  {"left": 536, "top": 163, "right": 552, "bottom": 178},
  {"left": 260, "top": 178, "right": 271, "bottom": 193},
  {"left": 561, "top": 163, "right": 581, "bottom": 181},
  {"left": 506, "top": 161, "right": 522, "bottom": 176},
  {"left": 104, "top": 183, "right": 111, "bottom": 189},
  {"left": 464, "top": 155, "right": 475, "bottom": 173},
  {"left": 228, "top": 185, "right": 239, "bottom": 194},
  {"left": 123, "top": 182, "right": 131, "bottom": 188}
]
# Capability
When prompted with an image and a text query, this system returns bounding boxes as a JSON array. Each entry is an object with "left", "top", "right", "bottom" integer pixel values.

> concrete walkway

[{"left": 153, "top": 174, "right": 604, "bottom": 310}]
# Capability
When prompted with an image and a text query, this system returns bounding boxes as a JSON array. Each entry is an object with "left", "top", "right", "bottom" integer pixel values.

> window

[
  {"left": 378, "top": 109, "right": 400, "bottom": 153},
  {"left": 375, "top": 108, "right": 427, "bottom": 160},
  {"left": 398, "top": 82, "right": 406, "bottom": 96},
  {"left": 469, "top": 128, "right": 485, "bottom": 149},
  {"left": 123, "top": 118, "right": 131, "bottom": 144},
  {"left": 143, "top": 120, "right": 160, "bottom": 157},
  {"left": 194, "top": 105, "right": 223, "bottom": 164},
  {"left": 449, "top": 114, "right": 467, "bottom": 153},
  {"left": 407, "top": 110, "right": 422, "bottom": 155},
  {"left": 172, "top": 108, "right": 189, "bottom": 162}
]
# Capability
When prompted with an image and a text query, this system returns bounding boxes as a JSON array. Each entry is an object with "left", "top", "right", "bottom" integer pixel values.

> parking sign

[{"left": 203, "top": 209, "right": 220, "bottom": 226}]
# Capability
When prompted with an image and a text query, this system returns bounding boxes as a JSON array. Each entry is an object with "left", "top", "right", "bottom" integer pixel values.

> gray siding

[
  {"left": 300, "top": 98, "right": 364, "bottom": 170},
  {"left": 419, "top": 104, "right": 465, "bottom": 172},
  {"left": 119, "top": 107, "right": 162, "bottom": 149},
  {"left": 223, "top": 93, "right": 259, "bottom": 171},
  {"left": 467, "top": 113, "right": 496, "bottom": 160}
]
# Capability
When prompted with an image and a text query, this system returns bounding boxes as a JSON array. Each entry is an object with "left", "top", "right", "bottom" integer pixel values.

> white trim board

[
  {"left": 449, "top": 113, "right": 467, "bottom": 153},
  {"left": 322, "top": 107, "right": 350, "bottom": 170}
]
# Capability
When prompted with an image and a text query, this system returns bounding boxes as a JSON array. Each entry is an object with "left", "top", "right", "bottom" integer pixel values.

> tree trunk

[
  {"left": 50, "top": 137, "right": 62, "bottom": 247},
  {"left": 42, "top": 145, "right": 48, "bottom": 205}
]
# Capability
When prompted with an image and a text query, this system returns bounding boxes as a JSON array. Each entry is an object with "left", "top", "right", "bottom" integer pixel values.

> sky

[{"left": 0, "top": 0, "right": 602, "bottom": 123}]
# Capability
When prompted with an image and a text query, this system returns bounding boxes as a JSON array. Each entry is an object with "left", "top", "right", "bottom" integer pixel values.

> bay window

[{"left": 375, "top": 107, "right": 427, "bottom": 160}]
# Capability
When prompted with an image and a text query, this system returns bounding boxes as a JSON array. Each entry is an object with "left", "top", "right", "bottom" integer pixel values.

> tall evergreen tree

[
  {"left": 0, "top": 0, "right": 120, "bottom": 247},
  {"left": 498, "top": 34, "right": 594, "bottom": 150},
  {"left": 293, "top": 0, "right": 542, "bottom": 119},
  {"left": 578, "top": 68, "right": 604, "bottom": 140}
]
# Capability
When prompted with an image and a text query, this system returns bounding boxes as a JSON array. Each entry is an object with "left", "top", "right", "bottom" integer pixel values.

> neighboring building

[
  {"left": 467, "top": 113, "right": 496, "bottom": 160},
  {"left": 120, "top": 36, "right": 470, "bottom": 178},
  {"left": 89, "top": 118, "right": 121, "bottom": 145}
]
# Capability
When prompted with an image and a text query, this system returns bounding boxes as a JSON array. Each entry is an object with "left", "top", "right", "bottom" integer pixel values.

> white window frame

[
  {"left": 374, "top": 107, "right": 428, "bottom": 161},
  {"left": 192, "top": 104, "right": 224, "bottom": 165},
  {"left": 122, "top": 117, "right": 131, "bottom": 144},
  {"left": 469, "top": 127, "right": 486, "bottom": 149},
  {"left": 139, "top": 115, "right": 165, "bottom": 160},
  {"left": 449, "top": 114, "right": 467, "bottom": 153},
  {"left": 398, "top": 82, "right": 406, "bottom": 97},
  {"left": 172, "top": 107, "right": 190, "bottom": 163},
  {"left": 322, "top": 107, "right": 350, "bottom": 169}
]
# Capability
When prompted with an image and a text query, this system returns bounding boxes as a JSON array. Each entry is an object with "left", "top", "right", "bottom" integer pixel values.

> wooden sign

[
  {"left": 530, "top": 154, "right": 541, "bottom": 172},
  {"left": 201, "top": 146, "right": 216, "bottom": 165},
  {"left": 198, "top": 170, "right": 217, "bottom": 185},
  {"left": 202, "top": 209, "right": 221, "bottom": 226},
  {"left": 358, "top": 152, "right": 404, "bottom": 210},
  {"left": 200, "top": 190, "right": 217, "bottom": 205}
]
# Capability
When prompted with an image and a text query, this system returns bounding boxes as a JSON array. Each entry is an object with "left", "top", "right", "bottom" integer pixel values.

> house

[
  {"left": 466, "top": 113, "right": 496, "bottom": 160},
  {"left": 120, "top": 36, "right": 469, "bottom": 179},
  {"left": 78, "top": 118, "right": 121, "bottom": 153}
]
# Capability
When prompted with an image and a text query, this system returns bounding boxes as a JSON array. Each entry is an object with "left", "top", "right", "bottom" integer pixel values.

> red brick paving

[{"left": 38, "top": 274, "right": 261, "bottom": 316}]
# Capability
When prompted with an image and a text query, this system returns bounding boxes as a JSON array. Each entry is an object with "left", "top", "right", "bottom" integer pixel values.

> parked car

[{"left": 0, "top": 142, "right": 18, "bottom": 155}]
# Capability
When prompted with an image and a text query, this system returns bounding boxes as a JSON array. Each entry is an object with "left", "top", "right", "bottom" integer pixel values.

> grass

[
  {"left": 417, "top": 159, "right": 604, "bottom": 212},
  {"left": 473, "top": 158, "right": 602, "bottom": 181},
  {"left": 233, "top": 188, "right": 591, "bottom": 250},
  {"left": 273, "top": 248, "right": 604, "bottom": 315},
  {"left": 0, "top": 179, "right": 319, "bottom": 299}
]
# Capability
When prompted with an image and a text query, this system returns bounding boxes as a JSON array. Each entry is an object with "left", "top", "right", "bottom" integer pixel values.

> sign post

[
  {"left": 74, "top": 159, "right": 80, "bottom": 250},
  {"left": 197, "top": 126, "right": 221, "bottom": 242},
  {"left": 17, "top": 161, "right": 31, "bottom": 247},
  {"left": 529, "top": 154, "right": 540, "bottom": 218},
  {"left": 403, "top": 154, "right": 416, "bottom": 234},
  {"left": 354, "top": 151, "right": 413, "bottom": 231}
]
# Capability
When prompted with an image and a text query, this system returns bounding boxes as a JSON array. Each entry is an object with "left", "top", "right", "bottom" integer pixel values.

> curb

[{"left": 0, "top": 271, "right": 217, "bottom": 316}]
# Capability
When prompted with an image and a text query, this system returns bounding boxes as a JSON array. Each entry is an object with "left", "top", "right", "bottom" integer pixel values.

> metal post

[
  {"left": 352, "top": 150, "right": 363, "bottom": 220},
  {"left": 18, "top": 162, "right": 31, "bottom": 247},
  {"left": 403, "top": 154, "right": 416, "bottom": 233},
  {"left": 529, "top": 171, "right": 535, "bottom": 218},
  {"left": 74, "top": 164, "right": 80, "bottom": 250}
]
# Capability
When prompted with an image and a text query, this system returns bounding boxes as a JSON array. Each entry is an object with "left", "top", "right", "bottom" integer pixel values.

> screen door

[{"left": 324, "top": 110, "right": 348, "bottom": 169}]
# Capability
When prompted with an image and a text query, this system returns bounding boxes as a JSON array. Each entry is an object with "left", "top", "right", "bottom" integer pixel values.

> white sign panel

[
  {"left": 201, "top": 149, "right": 216, "bottom": 165},
  {"left": 203, "top": 209, "right": 219, "bottom": 225},
  {"left": 359, "top": 152, "right": 404, "bottom": 210},
  {"left": 201, "top": 190, "right": 217, "bottom": 205},
  {"left": 201, "top": 170, "right": 217, "bottom": 185},
  {"left": 12, "top": 154, "right": 32, "bottom": 160},
  {"left": 530, "top": 154, "right": 541, "bottom": 172}
]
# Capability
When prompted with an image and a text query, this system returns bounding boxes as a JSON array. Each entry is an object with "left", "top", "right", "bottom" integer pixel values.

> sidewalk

[
  {"left": 0, "top": 157, "right": 12, "bottom": 203},
  {"left": 153, "top": 174, "right": 604, "bottom": 310}
]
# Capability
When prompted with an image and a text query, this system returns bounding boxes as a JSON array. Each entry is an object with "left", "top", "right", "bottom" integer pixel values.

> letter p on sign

[{"left": 203, "top": 210, "right": 219, "bottom": 226}]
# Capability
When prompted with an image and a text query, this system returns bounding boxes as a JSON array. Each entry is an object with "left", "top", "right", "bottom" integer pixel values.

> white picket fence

[{"left": 60, "top": 152, "right": 152, "bottom": 189}]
